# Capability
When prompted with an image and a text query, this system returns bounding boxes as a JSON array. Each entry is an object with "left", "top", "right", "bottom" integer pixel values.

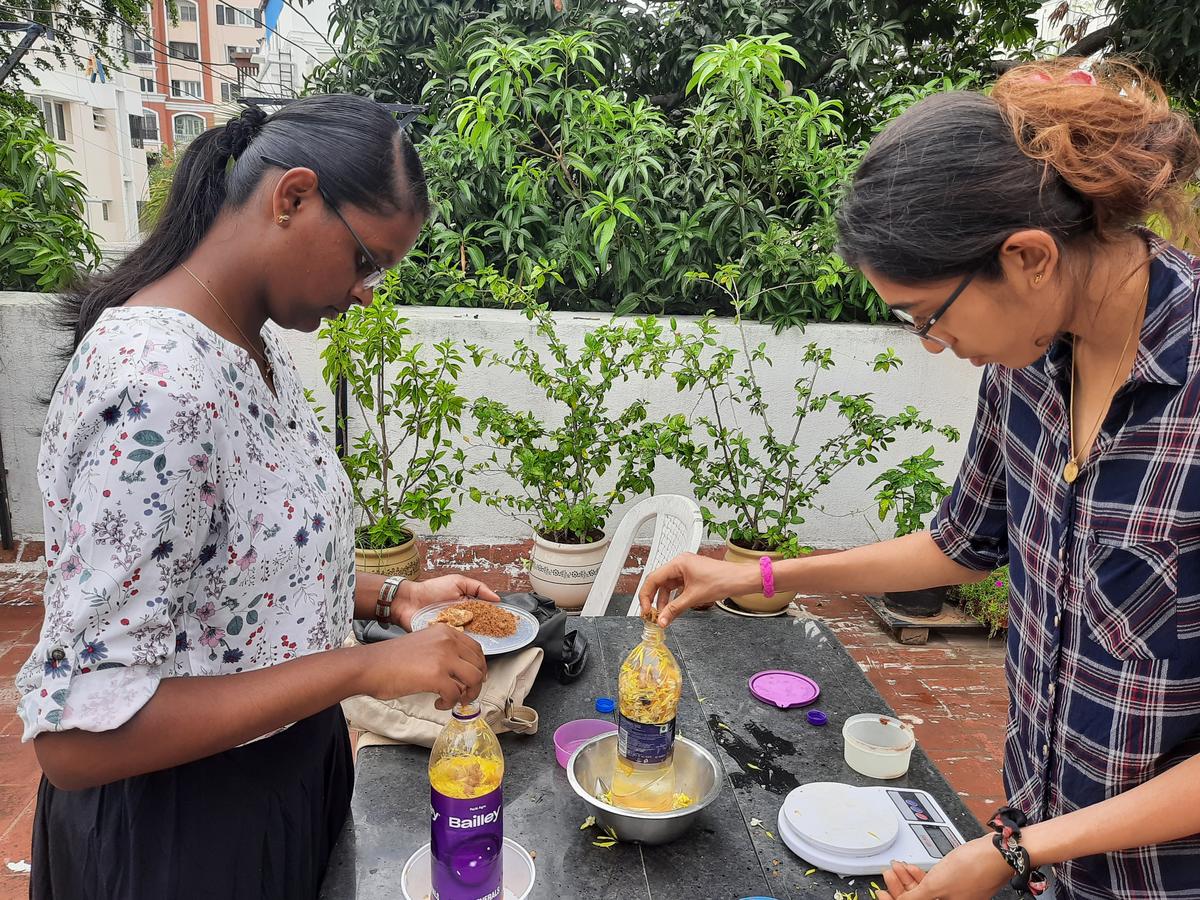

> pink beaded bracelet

[{"left": 759, "top": 556, "right": 775, "bottom": 598}]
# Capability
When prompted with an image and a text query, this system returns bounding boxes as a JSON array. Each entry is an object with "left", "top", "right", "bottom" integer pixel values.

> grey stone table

[{"left": 320, "top": 612, "right": 989, "bottom": 900}]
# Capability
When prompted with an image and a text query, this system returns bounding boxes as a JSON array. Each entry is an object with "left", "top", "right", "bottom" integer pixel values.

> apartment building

[
  {"left": 15, "top": 36, "right": 149, "bottom": 257},
  {"left": 251, "top": 0, "right": 333, "bottom": 100},
  {"left": 134, "top": 0, "right": 265, "bottom": 151}
]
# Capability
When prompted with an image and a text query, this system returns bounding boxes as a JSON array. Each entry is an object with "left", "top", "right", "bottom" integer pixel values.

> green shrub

[
  {"left": 0, "top": 107, "right": 101, "bottom": 292},
  {"left": 362, "top": 32, "right": 884, "bottom": 328},
  {"left": 953, "top": 566, "right": 1010, "bottom": 636}
]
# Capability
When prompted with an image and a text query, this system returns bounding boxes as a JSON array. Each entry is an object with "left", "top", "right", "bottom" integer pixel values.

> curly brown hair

[{"left": 993, "top": 58, "right": 1200, "bottom": 248}]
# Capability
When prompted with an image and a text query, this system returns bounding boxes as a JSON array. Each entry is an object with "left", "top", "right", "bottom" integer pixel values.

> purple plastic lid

[
  {"left": 807, "top": 709, "right": 828, "bottom": 726},
  {"left": 748, "top": 670, "right": 821, "bottom": 709}
]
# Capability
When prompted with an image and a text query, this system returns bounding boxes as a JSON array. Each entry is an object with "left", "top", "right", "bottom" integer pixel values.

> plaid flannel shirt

[{"left": 931, "top": 234, "right": 1200, "bottom": 898}]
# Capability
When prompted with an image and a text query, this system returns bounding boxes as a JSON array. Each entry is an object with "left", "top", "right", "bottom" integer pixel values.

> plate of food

[{"left": 410, "top": 600, "right": 539, "bottom": 656}]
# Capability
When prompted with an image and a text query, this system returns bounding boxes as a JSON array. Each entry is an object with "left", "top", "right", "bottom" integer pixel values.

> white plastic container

[
  {"left": 842, "top": 714, "right": 916, "bottom": 780},
  {"left": 400, "top": 837, "right": 536, "bottom": 900}
]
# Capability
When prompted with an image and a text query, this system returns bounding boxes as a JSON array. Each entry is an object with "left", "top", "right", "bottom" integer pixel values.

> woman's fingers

[
  {"left": 463, "top": 577, "right": 502, "bottom": 603},
  {"left": 640, "top": 563, "right": 681, "bottom": 615},
  {"left": 657, "top": 589, "right": 697, "bottom": 628},
  {"left": 882, "top": 865, "right": 906, "bottom": 897},
  {"left": 891, "top": 860, "right": 921, "bottom": 892},
  {"left": 433, "top": 676, "right": 465, "bottom": 710}
]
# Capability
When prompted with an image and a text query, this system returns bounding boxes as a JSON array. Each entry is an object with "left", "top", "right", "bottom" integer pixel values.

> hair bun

[
  {"left": 992, "top": 59, "right": 1200, "bottom": 240},
  {"left": 217, "top": 106, "right": 268, "bottom": 159}
]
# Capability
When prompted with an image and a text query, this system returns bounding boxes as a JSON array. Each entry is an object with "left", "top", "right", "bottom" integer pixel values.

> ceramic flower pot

[
  {"left": 723, "top": 539, "right": 798, "bottom": 614},
  {"left": 355, "top": 530, "right": 421, "bottom": 579},
  {"left": 528, "top": 532, "right": 610, "bottom": 614}
]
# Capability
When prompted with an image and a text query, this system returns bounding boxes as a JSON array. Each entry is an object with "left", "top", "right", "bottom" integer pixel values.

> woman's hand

[
  {"left": 638, "top": 553, "right": 758, "bottom": 627},
  {"left": 358, "top": 626, "right": 487, "bottom": 710},
  {"left": 878, "top": 861, "right": 928, "bottom": 899},
  {"left": 878, "top": 837, "right": 1014, "bottom": 900},
  {"left": 392, "top": 575, "right": 502, "bottom": 631}
]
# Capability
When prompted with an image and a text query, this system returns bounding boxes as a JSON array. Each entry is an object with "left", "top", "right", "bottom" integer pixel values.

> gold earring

[
  {"left": 1034, "top": 272, "right": 1043, "bottom": 285},
  {"left": 277, "top": 214, "right": 290, "bottom": 224}
]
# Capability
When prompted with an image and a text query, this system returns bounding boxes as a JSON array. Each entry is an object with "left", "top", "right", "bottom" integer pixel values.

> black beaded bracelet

[{"left": 988, "top": 806, "right": 1049, "bottom": 897}]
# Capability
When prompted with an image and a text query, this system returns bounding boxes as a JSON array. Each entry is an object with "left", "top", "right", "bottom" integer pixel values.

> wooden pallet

[{"left": 863, "top": 593, "right": 989, "bottom": 645}]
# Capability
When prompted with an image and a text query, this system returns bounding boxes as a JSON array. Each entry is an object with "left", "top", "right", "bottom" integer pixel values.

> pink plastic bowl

[{"left": 554, "top": 719, "right": 617, "bottom": 769}]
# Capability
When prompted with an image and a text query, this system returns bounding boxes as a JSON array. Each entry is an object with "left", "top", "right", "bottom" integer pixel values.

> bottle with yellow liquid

[
  {"left": 612, "top": 619, "right": 683, "bottom": 812},
  {"left": 429, "top": 701, "right": 504, "bottom": 900}
]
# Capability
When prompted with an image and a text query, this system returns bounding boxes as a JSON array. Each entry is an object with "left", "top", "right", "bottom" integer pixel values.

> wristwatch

[{"left": 375, "top": 575, "right": 408, "bottom": 626}]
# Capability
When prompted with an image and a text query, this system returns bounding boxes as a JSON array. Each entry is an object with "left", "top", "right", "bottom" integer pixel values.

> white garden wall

[{"left": 0, "top": 293, "right": 983, "bottom": 547}]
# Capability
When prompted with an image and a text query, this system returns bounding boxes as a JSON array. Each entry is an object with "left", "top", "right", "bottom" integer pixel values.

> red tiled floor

[
  {"left": 0, "top": 542, "right": 44, "bottom": 567},
  {"left": 0, "top": 547, "right": 1009, "bottom": 890},
  {"left": 0, "top": 562, "right": 50, "bottom": 895}
]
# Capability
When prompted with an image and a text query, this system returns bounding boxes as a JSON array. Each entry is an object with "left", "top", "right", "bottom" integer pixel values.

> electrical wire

[
  {"left": 8, "top": 0, "right": 321, "bottom": 102},
  {"left": 71, "top": 0, "right": 260, "bottom": 90}
]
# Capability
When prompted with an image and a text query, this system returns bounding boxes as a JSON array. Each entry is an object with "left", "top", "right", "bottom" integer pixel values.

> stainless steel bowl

[{"left": 566, "top": 733, "right": 724, "bottom": 845}]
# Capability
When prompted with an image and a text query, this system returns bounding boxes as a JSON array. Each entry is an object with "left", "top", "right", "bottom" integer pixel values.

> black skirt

[{"left": 31, "top": 704, "right": 354, "bottom": 900}]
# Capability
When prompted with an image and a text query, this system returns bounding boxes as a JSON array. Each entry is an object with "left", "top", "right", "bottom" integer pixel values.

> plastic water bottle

[
  {"left": 612, "top": 619, "right": 683, "bottom": 812},
  {"left": 429, "top": 701, "right": 504, "bottom": 900}
]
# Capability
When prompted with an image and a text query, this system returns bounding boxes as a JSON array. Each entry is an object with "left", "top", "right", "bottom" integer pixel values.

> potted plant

[
  {"left": 952, "top": 566, "right": 1010, "bottom": 635},
  {"left": 465, "top": 273, "right": 675, "bottom": 612},
  {"left": 664, "top": 269, "right": 959, "bottom": 613},
  {"left": 319, "top": 279, "right": 467, "bottom": 577},
  {"left": 869, "top": 446, "right": 958, "bottom": 617}
]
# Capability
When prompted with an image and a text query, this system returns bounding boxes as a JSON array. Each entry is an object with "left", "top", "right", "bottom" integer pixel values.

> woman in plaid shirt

[{"left": 642, "top": 60, "right": 1200, "bottom": 900}]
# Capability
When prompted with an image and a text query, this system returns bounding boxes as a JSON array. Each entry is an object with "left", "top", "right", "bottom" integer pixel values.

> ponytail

[{"left": 58, "top": 122, "right": 239, "bottom": 351}]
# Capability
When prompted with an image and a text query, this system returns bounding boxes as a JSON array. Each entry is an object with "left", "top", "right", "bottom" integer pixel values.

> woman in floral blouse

[
  {"left": 643, "top": 62, "right": 1200, "bottom": 900},
  {"left": 19, "top": 96, "right": 495, "bottom": 899}
]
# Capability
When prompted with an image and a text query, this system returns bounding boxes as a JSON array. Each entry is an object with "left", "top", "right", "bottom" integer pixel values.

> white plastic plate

[{"left": 410, "top": 601, "right": 539, "bottom": 656}]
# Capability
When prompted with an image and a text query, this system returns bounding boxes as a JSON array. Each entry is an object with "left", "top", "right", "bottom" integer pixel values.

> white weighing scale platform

[{"left": 777, "top": 782, "right": 966, "bottom": 877}]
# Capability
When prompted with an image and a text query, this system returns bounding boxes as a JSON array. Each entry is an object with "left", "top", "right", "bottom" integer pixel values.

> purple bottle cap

[
  {"left": 807, "top": 709, "right": 828, "bottom": 726},
  {"left": 748, "top": 670, "right": 821, "bottom": 709}
]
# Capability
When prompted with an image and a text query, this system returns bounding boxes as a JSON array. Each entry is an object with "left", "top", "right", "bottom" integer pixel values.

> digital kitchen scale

[{"left": 777, "top": 782, "right": 966, "bottom": 877}]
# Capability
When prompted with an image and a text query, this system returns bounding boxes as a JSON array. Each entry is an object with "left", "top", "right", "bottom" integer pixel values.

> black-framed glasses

[
  {"left": 889, "top": 270, "right": 978, "bottom": 349},
  {"left": 260, "top": 155, "right": 388, "bottom": 290}
]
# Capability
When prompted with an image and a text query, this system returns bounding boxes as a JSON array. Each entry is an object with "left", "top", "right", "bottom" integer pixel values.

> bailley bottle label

[{"left": 430, "top": 786, "right": 503, "bottom": 900}]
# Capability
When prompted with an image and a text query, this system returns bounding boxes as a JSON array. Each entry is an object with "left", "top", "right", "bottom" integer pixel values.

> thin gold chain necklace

[
  {"left": 180, "top": 263, "right": 274, "bottom": 383},
  {"left": 1063, "top": 304, "right": 1142, "bottom": 484}
]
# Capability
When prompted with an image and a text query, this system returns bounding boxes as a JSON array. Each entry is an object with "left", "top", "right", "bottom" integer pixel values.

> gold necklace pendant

[{"left": 1063, "top": 459, "right": 1080, "bottom": 483}]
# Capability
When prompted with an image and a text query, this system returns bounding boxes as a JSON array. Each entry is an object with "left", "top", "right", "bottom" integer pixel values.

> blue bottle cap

[
  {"left": 595, "top": 697, "right": 616, "bottom": 714},
  {"left": 807, "top": 709, "right": 828, "bottom": 726}
]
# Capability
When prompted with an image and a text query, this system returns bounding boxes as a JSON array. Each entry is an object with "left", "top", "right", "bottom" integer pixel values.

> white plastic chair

[{"left": 580, "top": 494, "right": 704, "bottom": 617}]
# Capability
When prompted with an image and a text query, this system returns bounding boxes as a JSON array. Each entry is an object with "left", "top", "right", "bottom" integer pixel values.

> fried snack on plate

[{"left": 433, "top": 606, "right": 475, "bottom": 627}]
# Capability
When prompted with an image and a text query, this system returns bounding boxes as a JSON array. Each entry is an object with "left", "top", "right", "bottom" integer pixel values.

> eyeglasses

[
  {"left": 260, "top": 155, "right": 388, "bottom": 290},
  {"left": 889, "top": 271, "right": 977, "bottom": 349}
]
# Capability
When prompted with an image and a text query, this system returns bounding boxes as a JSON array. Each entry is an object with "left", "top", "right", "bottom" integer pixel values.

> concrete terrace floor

[{"left": 0, "top": 539, "right": 1007, "bottom": 899}]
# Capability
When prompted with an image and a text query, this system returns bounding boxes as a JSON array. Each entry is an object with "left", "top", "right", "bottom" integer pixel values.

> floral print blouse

[{"left": 17, "top": 306, "right": 356, "bottom": 741}]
